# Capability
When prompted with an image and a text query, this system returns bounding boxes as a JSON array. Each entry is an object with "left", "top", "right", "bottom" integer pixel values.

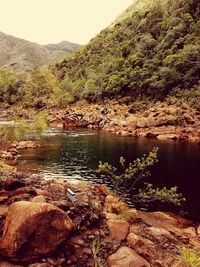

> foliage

[
  {"left": 138, "top": 183, "right": 185, "bottom": 206},
  {"left": 53, "top": 0, "right": 200, "bottom": 103},
  {"left": 0, "top": 0, "right": 199, "bottom": 107},
  {"left": 0, "top": 69, "right": 24, "bottom": 105},
  {"left": 98, "top": 148, "right": 185, "bottom": 206},
  {"left": 0, "top": 119, "right": 29, "bottom": 146},
  {"left": 0, "top": 112, "right": 48, "bottom": 146},
  {"left": 24, "top": 68, "right": 60, "bottom": 108},
  {"left": 31, "top": 111, "right": 48, "bottom": 133},
  {"left": 90, "top": 237, "right": 103, "bottom": 267},
  {"left": 98, "top": 147, "right": 158, "bottom": 191},
  {"left": 0, "top": 160, "right": 15, "bottom": 174},
  {"left": 178, "top": 247, "right": 200, "bottom": 267}
]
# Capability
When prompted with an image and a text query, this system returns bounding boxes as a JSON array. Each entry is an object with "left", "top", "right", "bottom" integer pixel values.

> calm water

[{"left": 17, "top": 129, "right": 200, "bottom": 220}]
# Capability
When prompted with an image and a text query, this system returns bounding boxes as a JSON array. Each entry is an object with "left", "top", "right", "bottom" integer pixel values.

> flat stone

[{"left": 107, "top": 246, "right": 150, "bottom": 267}]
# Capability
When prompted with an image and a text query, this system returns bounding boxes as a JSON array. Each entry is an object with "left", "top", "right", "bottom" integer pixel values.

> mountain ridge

[{"left": 0, "top": 31, "right": 80, "bottom": 73}]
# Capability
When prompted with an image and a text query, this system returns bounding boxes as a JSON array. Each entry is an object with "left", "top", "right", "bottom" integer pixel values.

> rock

[
  {"left": 184, "top": 113, "right": 195, "bottom": 124},
  {"left": 64, "top": 117, "right": 78, "bottom": 128},
  {"left": 46, "top": 258, "right": 57, "bottom": 266},
  {"left": 31, "top": 195, "right": 46, "bottom": 203},
  {"left": 127, "top": 233, "right": 153, "bottom": 248},
  {"left": 0, "top": 262, "right": 24, "bottom": 267},
  {"left": 4, "top": 177, "right": 25, "bottom": 191},
  {"left": 136, "top": 118, "right": 147, "bottom": 128},
  {"left": 107, "top": 246, "right": 150, "bottom": 267},
  {"left": 183, "top": 227, "right": 197, "bottom": 237},
  {"left": 49, "top": 117, "right": 64, "bottom": 128},
  {"left": 47, "top": 183, "right": 65, "bottom": 199},
  {"left": 197, "top": 225, "right": 200, "bottom": 236},
  {"left": 82, "top": 248, "right": 92, "bottom": 255},
  {"left": 157, "top": 134, "right": 178, "bottom": 140},
  {"left": 95, "top": 184, "right": 109, "bottom": 196},
  {"left": 0, "top": 191, "right": 9, "bottom": 203},
  {"left": 28, "top": 264, "right": 50, "bottom": 267},
  {"left": 107, "top": 219, "right": 129, "bottom": 241},
  {"left": 172, "top": 261, "right": 188, "bottom": 267},
  {"left": 71, "top": 236, "right": 84, "bottom": 246},
  {"left": 0, "top": 201, "right": 73, "bottom": 261},
  {"left": 16, "top": 141, "right": 39, "bottom": 150},
  {"left": 9, "top": 187, "right": 36, "bottom": 197},
  {"left": 0, "top": 205, "right": 8, "bottom": 218}
]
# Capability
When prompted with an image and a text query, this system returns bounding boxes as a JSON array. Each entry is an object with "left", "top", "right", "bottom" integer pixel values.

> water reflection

[{"left": 17, "top": 128, "right": 200, "bottom": 219}]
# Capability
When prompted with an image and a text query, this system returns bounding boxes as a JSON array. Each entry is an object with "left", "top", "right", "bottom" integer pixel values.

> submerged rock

[{"left": 0, "top": 201, "right": 73, "bottom": 261}]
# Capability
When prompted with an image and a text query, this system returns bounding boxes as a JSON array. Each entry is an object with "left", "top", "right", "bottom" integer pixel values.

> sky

[{"left": 0, "top": 0, "right": 133, "bottom": 45}]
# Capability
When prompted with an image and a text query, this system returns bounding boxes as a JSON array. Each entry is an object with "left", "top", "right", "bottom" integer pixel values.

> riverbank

[
  {"left": 1, "top": 99, "right": 200, "bottom": 143},
  {"left": 0, "top": 167, "right": 200, "bottom": 267}
]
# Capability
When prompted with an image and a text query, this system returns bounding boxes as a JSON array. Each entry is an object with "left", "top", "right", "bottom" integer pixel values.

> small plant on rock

[
  {"left": 90, "top": 237, "right": 103, "bottom": 267},
  {"left": 138, "top": 183, "right": 185, "bottom": 206},
  {"left": 178, "top": 247, "right": 200, "bottom": 267},
  {"left": 98, "top": 147, "right": 185, "bottom": 206}
]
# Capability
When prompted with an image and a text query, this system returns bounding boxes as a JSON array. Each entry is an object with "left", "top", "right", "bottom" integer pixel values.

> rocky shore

[
  {"left": 0, "top": 168, "right": 199, "bottom": 267},
  {"left": 1, "top": 100, "right": 200, "bottom": 143}
]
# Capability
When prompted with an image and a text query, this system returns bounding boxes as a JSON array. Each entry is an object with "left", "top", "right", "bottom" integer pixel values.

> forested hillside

[
  {"left": 54, "top": 0, "right": 200, "bottom": 104},
  {"left": 0, "top": 0, "right": 199, "bottom": 109}
]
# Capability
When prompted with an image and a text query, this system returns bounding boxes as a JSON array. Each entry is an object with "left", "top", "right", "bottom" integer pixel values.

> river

[{"left": 14, "top": 128, "right": 200, "bottom": 220}]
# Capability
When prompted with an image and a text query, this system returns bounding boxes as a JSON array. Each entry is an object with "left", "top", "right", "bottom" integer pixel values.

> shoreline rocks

[
  {"left": 0, "top": 174, "right": 199, "bottom": 266},
  {"left": 1, "top": 100, "right": 200, "bottom": 143},
  {"left": 45, "top": 101, "right": 200, "bottom": 143}
]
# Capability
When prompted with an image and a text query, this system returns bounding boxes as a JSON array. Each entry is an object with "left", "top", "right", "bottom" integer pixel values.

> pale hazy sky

[{"left": 0, "top": 0, "right": 133, "bottom": 45}]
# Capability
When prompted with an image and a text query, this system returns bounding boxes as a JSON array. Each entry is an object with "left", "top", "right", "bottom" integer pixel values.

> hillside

[
  {"left": 44, "top": 40, "right": 79, "bottom": 52},
  {"left": 54, "top": 0, "right": 200, "bottom": 105},
  {"left": 0, "top": 32, "right": 79, "bottom": 74}
]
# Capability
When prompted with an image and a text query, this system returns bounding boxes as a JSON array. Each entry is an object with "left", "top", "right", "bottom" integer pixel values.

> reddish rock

[
  {"left": 107, "top": 219, "right": 129, "bottom": 241},
  {"left": 28, "top": 264, "right": 50, "bottom": 267},
  {"left": 47, "top": 183, "right": 65, "bottom": 199},
  {"left": 127, "top": 232, "right": 153, "bottom": 248},
  {"left": 136, "top": 118, "right": 147, "bottom": 128},
  {"left": 0, "top": 191, "right": 9, "bottom": 203},
  {"left": 31, "top": 195, "right": 46, "bottom": 203},
  {"left": 64, "top": 117, "right": 78, "bottom": 128},
  {"left": 4, "top": 177, "right": 25, "bottom": 191},
  {"left": 71, "top": 236, "right": 84, "bottom": 246},
  {"left": 0, "top": 205, "right": 8, "bottom": 218},
  {"left": 49, "top": 118, "right": 64, "bottom": 128},
  {"left": 0, "top": 261, "right": 24, "bottom": 267},
  {"left": 0, "top": 201, "right": 73, "bottom": 261},
  {"left": 9, "top": 187, "right": 36, "bottom": 197},
  {"left": 107, "top": 246, "right": 150, "bottom": 267}
]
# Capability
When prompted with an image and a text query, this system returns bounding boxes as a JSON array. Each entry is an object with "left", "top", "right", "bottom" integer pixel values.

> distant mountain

[
  {"left": 0, "top": 31, "right": 79, "bottom": 74},
  {"left": 44, "top": 41, "right": 79, "bottom": 52}
]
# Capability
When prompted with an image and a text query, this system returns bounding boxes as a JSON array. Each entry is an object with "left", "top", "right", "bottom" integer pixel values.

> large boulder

[
  {"left": 0, "top": 201, "right": 73, "bottom": 261},
  {"left": 107, "top": 246, "right": 150, "bottom": 267}
]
